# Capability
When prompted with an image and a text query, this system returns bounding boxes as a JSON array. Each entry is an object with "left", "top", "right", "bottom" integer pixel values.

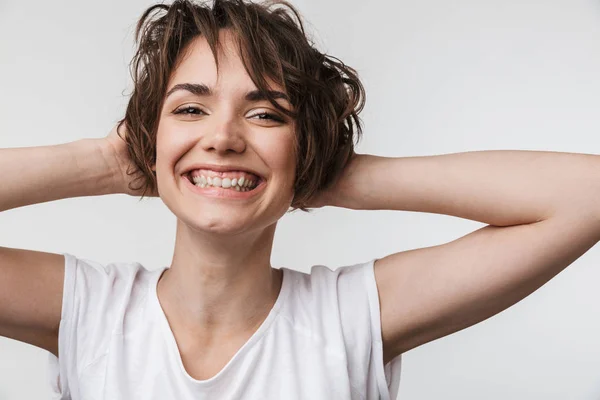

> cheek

[
  {"left": 266, "top": 139, "right": 296, "bottom": 183},
  {"left": 155, "top": 121, "right": 172, "bottom": 160},
  {"left": 155, "top": 122, "right": 192, "bottom": 165},
  {"left": 263, "top": 130, "right": 296, "bottom": 168}
]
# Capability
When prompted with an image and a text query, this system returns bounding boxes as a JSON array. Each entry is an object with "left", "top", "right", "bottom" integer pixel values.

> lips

[
  {"left": 182, "top": 172, "right": 267, "bottom": 198},
  {"left": 185, "top": 171, "right": 262, "bottom": 189}
]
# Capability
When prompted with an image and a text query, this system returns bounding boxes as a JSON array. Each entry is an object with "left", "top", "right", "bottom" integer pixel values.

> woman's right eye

[{"left": 173, "top": 106, "right": 204, "bottom": 115}]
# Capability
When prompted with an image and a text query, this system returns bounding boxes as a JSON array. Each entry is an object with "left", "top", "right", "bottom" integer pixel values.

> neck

[{"left": 157, "top": 220, "right": 282, "bottom": 339}]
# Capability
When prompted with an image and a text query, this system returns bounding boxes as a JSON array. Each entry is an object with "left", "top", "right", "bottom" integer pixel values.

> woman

[{"left": 0, "top": 0, "right": 599, "bottom": 399}]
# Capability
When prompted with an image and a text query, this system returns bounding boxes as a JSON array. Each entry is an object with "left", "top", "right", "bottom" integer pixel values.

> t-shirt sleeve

[
  {"left": 47, "top": 253, "right": 131, "bottom": 399},
  {"left": 311, "top": 259, "right": 403, "bottom": 400}
]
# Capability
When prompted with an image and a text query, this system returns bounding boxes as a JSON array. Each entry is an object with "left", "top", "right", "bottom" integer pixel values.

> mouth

[
  {"left": 182, "top": 172, "right": 266, "bottom": 198},
  {"left": 184, "top": 171, "right": 264, "bottom": 191}
]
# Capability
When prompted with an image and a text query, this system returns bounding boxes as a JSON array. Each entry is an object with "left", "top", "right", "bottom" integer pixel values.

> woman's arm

[
  {"left": 0, "top": 135, "right": 126, "bottom": 355},
  {"left": 327, "top": 150, "right": 600, "bottom": 225},
  {"left": 320, "top": 150, "right": 600, "bottom": 362},
  {"left": 0, "top": 138, "right": 120, "bottom": 213}
]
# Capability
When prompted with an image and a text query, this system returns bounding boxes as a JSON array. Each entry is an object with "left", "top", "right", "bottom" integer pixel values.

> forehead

[{"left": 167, "top": 30, "right": 282, "bottom": 95}]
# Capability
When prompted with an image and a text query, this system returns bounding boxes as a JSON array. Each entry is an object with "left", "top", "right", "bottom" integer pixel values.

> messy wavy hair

[{"left": 117, "top": 0, "right": 365, "bottom": 212}]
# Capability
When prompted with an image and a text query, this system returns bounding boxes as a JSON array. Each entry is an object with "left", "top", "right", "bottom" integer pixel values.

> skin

[{"left": 153, "top": 29, "right": 296, "bottom": 349}]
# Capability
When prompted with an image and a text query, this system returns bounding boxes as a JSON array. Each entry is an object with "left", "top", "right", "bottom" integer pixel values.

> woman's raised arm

[{"left": 0, "top": 130, "right": 126, "bottom": 213}]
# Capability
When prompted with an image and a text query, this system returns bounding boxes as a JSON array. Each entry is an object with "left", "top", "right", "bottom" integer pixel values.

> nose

[{"left": 199, "top": 113, "right": 246, "bottom": 155}]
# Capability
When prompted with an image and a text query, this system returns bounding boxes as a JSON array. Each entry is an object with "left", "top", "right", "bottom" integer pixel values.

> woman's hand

[
  {"left": 103, "top": 123, "right": 159, "bottom": 197},
  {"left": 305, "top": 152, "right": 364, "bottom": 210}
]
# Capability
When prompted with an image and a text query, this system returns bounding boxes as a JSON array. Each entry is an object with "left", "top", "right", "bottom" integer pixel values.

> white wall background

[{"left": 1, "top": 0, "right": 599, "bottom": 398}]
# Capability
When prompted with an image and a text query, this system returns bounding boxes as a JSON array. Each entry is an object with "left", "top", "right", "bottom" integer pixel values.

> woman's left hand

[{"left": 305, "top": 152, "right": 364, "bottom": 210}]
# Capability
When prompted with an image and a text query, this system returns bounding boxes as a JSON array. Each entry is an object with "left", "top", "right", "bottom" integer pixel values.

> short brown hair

[{"left": 117, "top": 0, "right": 365, "bottom": 212}]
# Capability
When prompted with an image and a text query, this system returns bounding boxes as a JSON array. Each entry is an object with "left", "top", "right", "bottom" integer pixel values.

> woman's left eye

[{"left": 249, "top": 112, "right": 284, "bottom": 123}]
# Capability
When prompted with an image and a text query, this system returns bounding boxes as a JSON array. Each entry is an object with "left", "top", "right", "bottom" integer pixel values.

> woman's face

[{"left": 155, "top": 30, "right": 297, "bottom": 235}]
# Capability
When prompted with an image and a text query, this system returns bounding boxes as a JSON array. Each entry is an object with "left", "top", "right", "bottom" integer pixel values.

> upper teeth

[{"left": 191, "top": 175, "right": 258, "bottom": 191}]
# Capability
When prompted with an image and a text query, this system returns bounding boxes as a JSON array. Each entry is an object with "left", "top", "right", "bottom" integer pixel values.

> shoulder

[
  {"left": 64, "top": 254, "right": 156, "bottom": 301},
  {"left": 281, "top": 259, "right": 378, "bottom": 331},
  {"left": 64, "top": 253, "right": 152, "bottom": 280},
  {"left": 49, "top": 254, "right": 161, "bottom": 398},
  {"left": 60, "top": 254, "right": 158, "bottom": 350},
  {"left": 281, "top": 260, "right": 400, "bottom": 398},
  {"left": 284, "top": 260, "right": 373, "bottom": 291}
]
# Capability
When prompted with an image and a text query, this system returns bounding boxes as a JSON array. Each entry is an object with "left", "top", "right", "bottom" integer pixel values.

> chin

[{"left": 181, "top": 212, "right": 257, "bottom": 236}]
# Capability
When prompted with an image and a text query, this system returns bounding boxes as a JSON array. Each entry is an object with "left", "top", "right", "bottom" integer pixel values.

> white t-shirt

[{"left": 48, "top": 253, "right": 403, "bottom": 399}]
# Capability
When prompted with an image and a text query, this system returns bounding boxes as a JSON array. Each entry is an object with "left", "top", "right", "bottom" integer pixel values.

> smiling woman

[
  {"left": 116, "top": 0, "right": 364, "bottom": 212},
  {"left": 3, "top": 0, "right": 598, "bottom": 399},
  {"left": 39, "top": 0, "right": 401, "bottom": 399}
]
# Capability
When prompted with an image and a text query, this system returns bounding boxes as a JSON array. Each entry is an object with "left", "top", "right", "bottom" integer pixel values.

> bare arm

[
  {"left": 0, "top": 138, "right": 122, "bottom": 213},
  {"left": 329, "top": 150, "right": 600, "bottom": 225},
  {"left": 0, "top": 132, "right": 129, "bottom": 355},
  {"left": 320, "top": 151, "right": 600, "bottom": 361}
]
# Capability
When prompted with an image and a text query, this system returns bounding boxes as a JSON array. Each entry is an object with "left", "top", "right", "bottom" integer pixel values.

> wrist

[
  {"left": 328, "top": 153, "right": 368, "bottom": 210},
  {"left": 91, "top": 138, "right": 127, "bottom": 195}
]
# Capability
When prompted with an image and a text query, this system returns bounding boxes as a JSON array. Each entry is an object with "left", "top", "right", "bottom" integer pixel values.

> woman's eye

[
  {"left": 172, "top": 106, "right": 284, "bottom": 123},
  {"left": 173, "top": 106, "right": 204, "bottom": 115},
  {"left": 249, "top": 112, "right": 285, "bottom": 123}
]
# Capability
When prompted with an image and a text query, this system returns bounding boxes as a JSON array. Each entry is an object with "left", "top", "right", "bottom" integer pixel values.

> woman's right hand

[{"left": 103, "top": 123, "right": 159, "bottom": 197}]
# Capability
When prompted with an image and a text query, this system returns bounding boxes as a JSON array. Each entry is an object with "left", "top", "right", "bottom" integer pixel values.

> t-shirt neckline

[{"left": 149, "top": 265, "right": 291, "bottom": 386}]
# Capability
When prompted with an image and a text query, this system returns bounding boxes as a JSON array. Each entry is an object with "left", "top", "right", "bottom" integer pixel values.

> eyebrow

[{"left": 165, "top": 83, "right": 290, "bottom": 103}]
